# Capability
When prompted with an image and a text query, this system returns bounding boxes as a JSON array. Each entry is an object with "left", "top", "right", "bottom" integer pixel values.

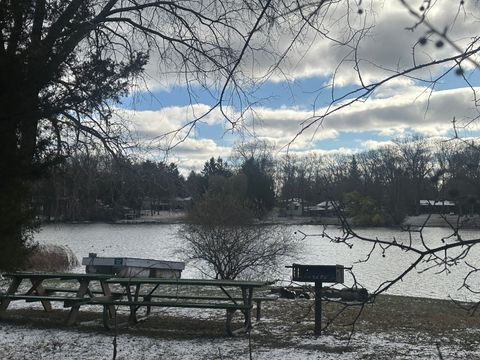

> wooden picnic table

[
  {"left": 0, "top": 273, "right": 276, "bottom": 335},
  {"left": 0, "top": 272, "right": 113, "bottom": 325},
  {"left": 97, "top": 277, "right": 273, "bottom": 335}
]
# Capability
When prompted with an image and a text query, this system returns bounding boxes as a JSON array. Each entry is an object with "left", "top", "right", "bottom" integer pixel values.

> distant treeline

[
  {"left": 277, "top": 136, "right": 480, "bottom": 225},
  {"left": 33, "top": 156, "right": 186, "bottom": 221},
  {"left": 32, "top": 153, "right": 276, "bottom": 222},
  {"left": 32, "top": 137, "right": 480, "bottom": 224}
]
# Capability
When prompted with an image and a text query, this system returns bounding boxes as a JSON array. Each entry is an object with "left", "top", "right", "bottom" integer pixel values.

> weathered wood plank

[{"left": 89, "top": 299, "right": 251, "bottom": 310}]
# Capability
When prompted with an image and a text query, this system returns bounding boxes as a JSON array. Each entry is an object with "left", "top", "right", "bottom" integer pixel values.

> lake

[{"left": 34, "top": 223, "right": 480, "bottom": 301}]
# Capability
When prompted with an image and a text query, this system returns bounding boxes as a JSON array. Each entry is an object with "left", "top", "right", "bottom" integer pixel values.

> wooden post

[
  {"left": 66, "top": 279, "right": 90, "bottom": 325},
  {"left": 30, "top": 279, "right": 52, "bottom": 312},
  {"left": 255, "top": 299, "right": 262, "bottom": 322},
  {"left": 126, "top": 285, "right": 137, "bottom": 324},
  {"left": 241, "top": 286, "right": 253, "bottom": 331},
  {"left": 100, "top": 280, "right": 115, "bottom": 318},
  {"left": 314, "top": 281, "right": 322, "bottom": 336},
  {"left": 0, "top": 277, "right": 21, "bottom": 311}
]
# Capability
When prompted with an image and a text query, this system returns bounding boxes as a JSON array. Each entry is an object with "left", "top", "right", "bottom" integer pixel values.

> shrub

[
  {"left": 180, "top": 182, "right": 297, "bottom": 280},
  {"left": 180, "top": 223, "right": 296, "bottom": 280},
  {"left": 23, "top": 244, "right": 79, "bottom": 272}
]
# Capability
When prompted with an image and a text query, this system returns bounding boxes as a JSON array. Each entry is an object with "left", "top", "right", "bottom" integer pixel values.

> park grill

[
  {"left": 288, "top": 263, "right": 345, "bottom": 336},
  {"left": 290, "top": 263, "right": 345, "bottom": 283}
]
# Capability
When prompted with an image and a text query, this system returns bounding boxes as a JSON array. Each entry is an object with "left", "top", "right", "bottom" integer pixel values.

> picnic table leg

[
  {"left": 100, "top": 281, "right": 115, "bottom": 319},
  {"left": 241, "top": 287, "right": 253, "bottom": 332},
  {"left": 66, "top": 280, "right": 89, "bottom": 326},
  {"left": 225, "top": 309, "right": 235, "bottom": 336},
  {"left": 144, "top": 295, "right": 152, "bottom": 316},
  {"left": 102, "top": 305, "right": 113, "bottom": 330},
  {"left": 143, "top": 283, "right": 160, "bottom": 317},
  {"left": 26, "top": 279, "right": 52, "bottom": 312},
  {"left": 0, "top": 277, "right": 21, "bottom": 311},
  {"left": 256, "top": 299, "right": 262, "bottom": 322},
  {"left": 126, "top": 285, "right": 139, "bottom": 324}
]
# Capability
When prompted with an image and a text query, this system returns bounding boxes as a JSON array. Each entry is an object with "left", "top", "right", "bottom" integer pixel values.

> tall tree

[
  {"left": 440, "top": 142, "right": 480, "bottom": 215},
  {"left": 346, "top": 155, "right": 361, "bottom": 193},
  {"left": 241, "top": 157, "right": 275, "bottom": 217},
  {"left": 0, "top": 0, "right": 284, "bottom": 269},
  {"left": 395, "top": 136, "right": 435, "bottom": 215},
  {"left": 185, "top": 170, "right": 207, "bottom": 200},
  {"left": 201, "top": 157, "right": 232, "bottom": 180}
]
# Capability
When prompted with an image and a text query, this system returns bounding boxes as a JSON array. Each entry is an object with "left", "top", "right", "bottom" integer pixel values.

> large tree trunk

[{"left": 0, "top": 84, "right": 40, "bottom": 270}]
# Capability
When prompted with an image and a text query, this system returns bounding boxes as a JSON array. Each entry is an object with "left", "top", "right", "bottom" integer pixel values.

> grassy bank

[{"left": 1, "top": 294, "right": 479, "bottom": 359}]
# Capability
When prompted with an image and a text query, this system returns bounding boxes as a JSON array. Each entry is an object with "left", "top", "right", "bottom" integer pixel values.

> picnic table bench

[
  {"left": 94, "top": 277, "right": 274, "bottom": 335},
  {"left": 43, "top": 286, "right": 276, "bottom": 321}
]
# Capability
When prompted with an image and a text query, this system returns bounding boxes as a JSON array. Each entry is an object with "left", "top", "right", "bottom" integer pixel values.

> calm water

[{"left": 35, "top": 223, "right": 480, "bottom": 301}]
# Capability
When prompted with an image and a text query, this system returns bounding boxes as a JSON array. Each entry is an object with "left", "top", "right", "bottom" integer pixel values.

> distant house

[
  {"left": 141, "top": 197, "right": 192, "bottom": 214},
  {"left": 123, "top": 207, "right": 138, "bottom": 220},
  {"left": 171, "top": 196, "right": 192, "bottom": 211},
  {"left": 419, "top": 200, "right": 456, "bottom": 214},
  {"left": 285, "top": 198, "right": 303, "bottom": 216},
  {"left": 305, "top": 201, "right": 339, "bottom": 217}
]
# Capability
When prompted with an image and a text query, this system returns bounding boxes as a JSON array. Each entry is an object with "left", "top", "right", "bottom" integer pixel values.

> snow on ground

[
  {"left": 1, "top": 300, "right": 479, "bottom": 360},
  {"left": 0, "top": 324, "right": 244, "bottom": 360},
  {"left": 2, "top": 282, "right": 479, "bottom": 359},
  {"left": 1, "top": 321, "right": 478, "bottom": 360}
]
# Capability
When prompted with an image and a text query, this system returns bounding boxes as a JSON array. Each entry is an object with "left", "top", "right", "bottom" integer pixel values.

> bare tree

[
  {"left": 180, "top": 222, "right": 296, "bottom": 280},
  {"left": 179, "top": 174, "right": 297, "bottom": 280},
  {"left": 0, "top": 0, "right": 320, "bottom": 269}
]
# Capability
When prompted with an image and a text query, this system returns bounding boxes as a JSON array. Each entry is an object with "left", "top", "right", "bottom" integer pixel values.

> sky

[{"left": 115, "top": 1, "right": 480, "bottom": 174}]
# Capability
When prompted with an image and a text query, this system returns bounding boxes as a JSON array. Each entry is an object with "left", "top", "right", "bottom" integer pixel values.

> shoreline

[
  {"left": 114, "top": 212, "right": 480, "bottom": 229},
  {"left": 42, "top": 212, "right": 480, "bottom": 229}
]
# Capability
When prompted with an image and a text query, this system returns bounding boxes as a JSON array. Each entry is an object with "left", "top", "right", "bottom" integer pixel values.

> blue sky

[{"left": 117, "top": 1, "right": 480, "bottom": 173}]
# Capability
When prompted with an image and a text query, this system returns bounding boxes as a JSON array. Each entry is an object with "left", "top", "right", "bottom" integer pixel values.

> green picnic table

[
  {"left": 0, "top": 272, "right": 113, "bottom": 325},
  {"left": 0, "top": 273, "right": 276, "bottom": 335},
  {"left": 96, "top": 277, "right": 274, "bottom": 335}
]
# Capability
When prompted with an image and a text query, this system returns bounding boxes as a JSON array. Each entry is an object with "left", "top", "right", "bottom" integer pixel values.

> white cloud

[
  {"left": 116, "top": 104, "right": 232, "bottom": 140},
  {"left": 262, "top": 1, "right": 479, "bottom": 85},
  {"left": 132, "top": 0, "right": 480, "bottom": 141},
  {"left": 315, "top": 86, "right": 480, "bottom": 135},
  {"left": 277, "top": 147, "right": 357, "bottom": 159},
  {"left": 117, "top": 87, "right": 478, "bottom": 172},
  {"left": 134, "top": 136, "right": 232, "bottom": 174},
  {"left": 361, "top": 139, "right": 396, "bottom": 150},
  {"left": 119, "top": 84, "right": 479, "bottom": 174},
  {"left": 242, "top": 86, "right": 480, "bottom": 145},
  {"left": 167, "top": 138, "right": 232, "bottom": 173}
]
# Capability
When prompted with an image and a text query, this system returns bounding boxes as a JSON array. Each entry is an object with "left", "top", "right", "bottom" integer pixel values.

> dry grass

[
  {"left": 254, "top": 294, "right": 480, "bottom": 346},
  {"left": 1, "top": 294, "right": 479, "bottom": 340},
  {"left": 23, "top": 244, "right": 79, "bottom": 272}
]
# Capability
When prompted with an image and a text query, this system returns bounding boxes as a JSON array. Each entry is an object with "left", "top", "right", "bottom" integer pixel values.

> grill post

[{"left": 314, "top": 281, "right": 322, "bottom": 336}]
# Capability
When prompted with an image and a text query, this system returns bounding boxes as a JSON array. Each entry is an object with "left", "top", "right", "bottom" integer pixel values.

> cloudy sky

[{"left": 117, "top": 1, "right": 480, "bottom": 173}]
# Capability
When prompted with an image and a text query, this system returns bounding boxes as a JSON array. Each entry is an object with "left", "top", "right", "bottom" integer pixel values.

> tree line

[
  {"left": 32, "top": 137, "right": 480, "bottom": 225},
  {"left": 278, "top": 137, "right": 480, "bottom": 225},
  {"left": 32, "top": 149, "right": 276, "bottom": 222},
  {"left": 33, "top": 154, "right": 185, "bottom": 222}
]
